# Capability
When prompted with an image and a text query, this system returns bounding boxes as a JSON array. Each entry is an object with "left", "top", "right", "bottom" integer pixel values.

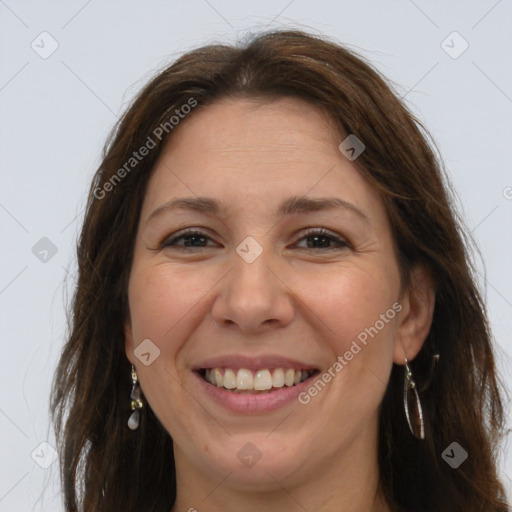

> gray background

[{"left": 0, "top": 0, "right": 511, "bottom": 509}]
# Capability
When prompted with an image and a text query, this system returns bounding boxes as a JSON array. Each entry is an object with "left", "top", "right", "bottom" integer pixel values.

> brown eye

[
  {"left": 160, "top": 229, "right": 219, "bottom": 250},
  {"left": 295, "top": 228, "right": 350, "bottom": 250}
]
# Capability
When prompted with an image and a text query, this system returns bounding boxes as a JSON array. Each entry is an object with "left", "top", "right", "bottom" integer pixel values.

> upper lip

[{"left": 192, "top": 354, "right": 320, "bottom": 371}]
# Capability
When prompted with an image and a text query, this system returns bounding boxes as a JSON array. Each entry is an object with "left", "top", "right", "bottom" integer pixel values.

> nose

[{"left": 211, "top": 244, "right": 294, "bottom": 333}]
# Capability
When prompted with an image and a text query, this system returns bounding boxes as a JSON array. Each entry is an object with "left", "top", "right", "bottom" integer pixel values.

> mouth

[
  {"left": 197, "top": 367, "right": 320, "bottom": 394},
  {"left": 191, "top": 355, "right": 323, "bottom": 413}
]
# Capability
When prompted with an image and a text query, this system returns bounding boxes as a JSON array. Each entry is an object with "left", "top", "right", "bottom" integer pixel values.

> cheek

[
  {"left": 316, "top": 266, "right": 400, "bottom": 411},
  {"left": 294, "top": 262, "right": 400, "bottom": 354},
  {"left": 296, "top": 267, "right": 400, "bottom": 424},
  {"left": 126, "top": 265, "right": 212, "bottom": 432},
  {"left": 127, "top": 263, "right": 215, "bottom": 353}
]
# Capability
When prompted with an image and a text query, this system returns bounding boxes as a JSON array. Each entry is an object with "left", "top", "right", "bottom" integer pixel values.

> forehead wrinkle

[{"left": 145, "top": 195, "right": 369, "bottom": 226}]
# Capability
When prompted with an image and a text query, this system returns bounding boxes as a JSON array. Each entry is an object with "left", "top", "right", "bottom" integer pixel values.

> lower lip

[{"left": 192, "top": 371, "right": 318, "bottom": 414}]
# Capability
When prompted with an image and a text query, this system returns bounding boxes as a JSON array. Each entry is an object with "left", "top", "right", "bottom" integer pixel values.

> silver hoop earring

[
  {"left": 403, "top": 358, "right": 425, "bottom": 440},
  {"left": 127, "top": 365, "right": 144, "bottom": 431}
]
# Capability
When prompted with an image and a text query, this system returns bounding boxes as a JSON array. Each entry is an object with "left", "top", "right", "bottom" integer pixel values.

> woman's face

[{"left": 125, "top": 97, "right": 409, "bottom": 490}]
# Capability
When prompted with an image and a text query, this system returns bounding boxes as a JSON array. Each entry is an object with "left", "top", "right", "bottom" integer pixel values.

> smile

[{"left": 201, "top": 367, "right": 316, "bottom": 393}]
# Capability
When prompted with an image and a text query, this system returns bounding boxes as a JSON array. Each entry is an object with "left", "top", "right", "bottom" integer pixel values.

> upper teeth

[{"left": 204, "top": 367, "right": 311, "bottom": 391}]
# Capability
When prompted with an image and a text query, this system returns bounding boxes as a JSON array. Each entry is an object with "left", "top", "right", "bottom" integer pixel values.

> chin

[{"left": 195, "top": 434, "right": 309, "bottom": 490}]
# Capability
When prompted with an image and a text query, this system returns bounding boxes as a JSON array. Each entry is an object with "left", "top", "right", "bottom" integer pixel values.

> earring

[
  {"left": 403, "top": 357, "right": 425, "bottom": 440},
  {"left": 127, "top": 365, "right": 144, "bottom": 431},
  {"left": 418, "top": 353, "right": 440, "bottom": 392}
]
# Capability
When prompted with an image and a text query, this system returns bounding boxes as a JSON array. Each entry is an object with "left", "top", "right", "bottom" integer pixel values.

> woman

[{"left": 51, "top": 30, "right": 510, "bottom": 511}]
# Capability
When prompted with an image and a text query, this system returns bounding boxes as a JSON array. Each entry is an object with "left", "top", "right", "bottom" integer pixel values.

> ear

[
  {"left": 124, "top": 318, "right": 136, "bottom": 365},
  {"left": 393, "top": 265, "right": 436, "bottom": 364}
]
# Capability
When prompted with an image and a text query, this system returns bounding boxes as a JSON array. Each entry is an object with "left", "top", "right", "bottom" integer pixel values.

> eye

[
  {"left": 159, "top": 227, "right": 350, "bottom": 251},
  {"left": 294, "top": 228, "right": 350, "bottom": 250},
  {"left": 160, "top": 229, "right": 219, "bottom": 250}
]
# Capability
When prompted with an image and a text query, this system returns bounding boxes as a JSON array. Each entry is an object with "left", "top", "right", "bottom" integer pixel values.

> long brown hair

[{"left": 51, "top": 30, "right": 510, "bottom": 511}]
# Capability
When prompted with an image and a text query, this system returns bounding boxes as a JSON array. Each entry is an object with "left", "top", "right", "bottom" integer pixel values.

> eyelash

[{"left": 160, "top": 227, "right": 351, "bottom": 251}]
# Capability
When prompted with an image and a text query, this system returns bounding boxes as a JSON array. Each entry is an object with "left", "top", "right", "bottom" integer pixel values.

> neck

[{"left": 171, "top": 419, "right": 390, "bottom": 512}]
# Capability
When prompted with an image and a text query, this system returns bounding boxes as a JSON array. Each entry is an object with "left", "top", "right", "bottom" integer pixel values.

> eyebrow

[{"left": 145, "top": 195, "right": 369, "bottom": 225}]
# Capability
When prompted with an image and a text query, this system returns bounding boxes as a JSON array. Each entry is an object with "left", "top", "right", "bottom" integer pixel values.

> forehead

[
  {"left": 164, "top": 96, "right": 342, "bottom": 170},
  {"left": 140, "top": 97, "right": 386, "bottom": 224}
]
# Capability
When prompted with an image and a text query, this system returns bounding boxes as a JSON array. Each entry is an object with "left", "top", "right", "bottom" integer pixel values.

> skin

[{"left": 124, "top": 97, "right": 435, "bottom": 511}]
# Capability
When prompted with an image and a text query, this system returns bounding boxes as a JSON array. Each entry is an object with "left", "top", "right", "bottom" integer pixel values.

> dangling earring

[
  {"left": 418, "top": 353, "right": 440, "bottom": 392},
  {"left": 403, "top": 357, "right": 425, "bottom": 440},
  {"left": 128, "top": 365, "right": 144, "bottom": 431}
]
